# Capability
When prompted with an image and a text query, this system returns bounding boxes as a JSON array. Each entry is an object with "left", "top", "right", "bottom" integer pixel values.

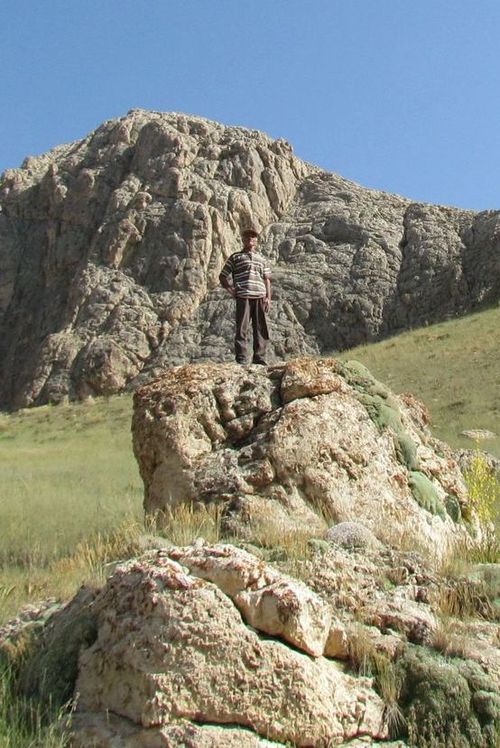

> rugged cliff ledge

[{"left": 1, "top": 109, "right": 500, "bottom": 408}]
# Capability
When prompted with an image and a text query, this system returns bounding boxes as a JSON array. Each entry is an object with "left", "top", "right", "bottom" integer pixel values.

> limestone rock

[
  {"left": 132, "top": 358, "right": 471, "bottom": 559},
  {"left": 71, "top": 711, "right": 282, "bottom": 747},
  {"left": 168, "top": 542, "right": 332, "bottom": 656},
  {"left": 2, "top": 109, "right": 500, "bottom": 407},
  {"left": 74, "top": 553, "right": 388, "bottom": 746}
]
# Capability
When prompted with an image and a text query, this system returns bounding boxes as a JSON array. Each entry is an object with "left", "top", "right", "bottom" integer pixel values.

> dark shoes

[{"left": 235, "top": 358, "right": 268, "bottom": 365}]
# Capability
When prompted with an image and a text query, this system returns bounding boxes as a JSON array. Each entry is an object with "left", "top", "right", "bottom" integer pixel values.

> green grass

[
  {"left": 0, "top": 665, "right": 69, "bottom": 748},
  {"left": 337, "top": 304, "right": 500, "bottom": 460},
  {"left": 0, "top": 394, "right": 143, "bottom": 622}
]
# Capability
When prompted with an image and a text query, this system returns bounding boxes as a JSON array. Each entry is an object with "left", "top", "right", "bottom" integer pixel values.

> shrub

[
  {"left": 463, "top": 450, "right": 499, "bottom": 528},
  {"left": 395, "top": 646, "right": 499, "bottom": 747}
]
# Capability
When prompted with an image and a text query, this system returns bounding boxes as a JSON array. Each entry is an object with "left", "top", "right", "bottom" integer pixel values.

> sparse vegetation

[{"left": 0, "top": 663, "right": 69, "bottom": 748}]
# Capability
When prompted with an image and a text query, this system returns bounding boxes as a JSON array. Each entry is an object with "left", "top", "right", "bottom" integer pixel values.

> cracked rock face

[
  {"left": 2, "top": 109, "right": 500, "bottom": 407},
  {"left": 132, "top": 358, "right": 472, "bottom": 557},
  {"left": 74, "top": 551, "right": 387, "bottom": 747},
  {"left": 2, "top": 540, "right": 497, "bottom": 747}
]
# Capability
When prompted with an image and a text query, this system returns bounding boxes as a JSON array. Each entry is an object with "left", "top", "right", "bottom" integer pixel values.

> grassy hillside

[
  {"left": 338, "top": 304, "right": 500, "bottom": 460},
  {"left": 0, "top": 394, "right": 142, "bottom": 622}
]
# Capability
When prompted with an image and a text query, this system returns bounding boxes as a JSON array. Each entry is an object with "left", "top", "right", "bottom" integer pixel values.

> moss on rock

[
  {"left": 341, "top": 360, "right": 422, "bottom": 473},
  {"left": 396, "top": 646, "right": 499, "bottom": 747},
  {"left": 394, "top": 433, "right": 420, "bottom": 471},
  {"left": 17, "top": 587, "right": 98, "bottom": 709},
  {"left": 444, "top": 493, "right": 462, "bottom": 522},
  {"left": 339, "top": 360, "right": 392, "bottom": 399},
  {"left": 408, "top": 471, "right": 446, "bottom": 520}
]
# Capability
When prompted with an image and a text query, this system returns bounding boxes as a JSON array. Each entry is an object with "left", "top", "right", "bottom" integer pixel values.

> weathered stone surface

[
  {"left": 2, "top": 109, "right": 500, "bottom": 407},
  {"left": 71, "top": 711, "right": 282, "bottom": 747},
  {"left": 168, "top": 542, "right": 332, "bottom": 656},
  {"left": 132, "top": 358, "right": 471, "bottom": 558},
  {"left": 2, "top": 536, "right": 498, "bottom": 746},
  {"left": 74, "top": 553, "right": 387, "bottom": 746}
]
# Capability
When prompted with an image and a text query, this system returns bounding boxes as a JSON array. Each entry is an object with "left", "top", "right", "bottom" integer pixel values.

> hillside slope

[
  {"left": 1, "top": 109, "right": 500, "bottom": 408},
  {"left": 340, "top": 305, "right": 500, "bottom": 459}
]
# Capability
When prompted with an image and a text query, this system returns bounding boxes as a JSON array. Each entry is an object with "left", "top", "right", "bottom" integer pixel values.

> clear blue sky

[{"left": 2, "top": 0, "right": 500, "bottom": 210}]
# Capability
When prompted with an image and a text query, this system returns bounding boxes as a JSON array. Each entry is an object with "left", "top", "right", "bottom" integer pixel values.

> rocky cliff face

[{"left": 1, "top": 109, "right": 500, "bottom": 408}]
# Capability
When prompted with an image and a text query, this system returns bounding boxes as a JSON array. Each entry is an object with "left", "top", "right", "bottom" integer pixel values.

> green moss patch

[
  {"left": 408, "top": 471, "right": 446, "bottom": 519},
  {"left": 341, "top": 360, "right": 421, "bottom": 472},
  {"left": 1, "top": 587, "right": 98, "bottom": 712},
  {"left": 396, "top": 646, "right": 499, "bottom": 746}
]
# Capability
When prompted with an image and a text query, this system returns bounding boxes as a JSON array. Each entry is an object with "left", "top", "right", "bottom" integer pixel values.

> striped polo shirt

[{"left": 219, "top": 250, "right": 271, "bottom": 299}]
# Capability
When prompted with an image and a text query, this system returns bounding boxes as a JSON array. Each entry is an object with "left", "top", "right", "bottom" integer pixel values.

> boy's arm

[
  {"left": 220, "top": 276, "right": 236, "bottom": 298},
  {"left": 219, "top": 258, "right": 236, "bottom": 298},
  {"left": 264, "top": 277, "right": 271, "bottom": 312}
]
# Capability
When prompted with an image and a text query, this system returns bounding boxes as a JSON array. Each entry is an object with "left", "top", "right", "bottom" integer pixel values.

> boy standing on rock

[{"left": 219, "top": 226, "right": 272, "bottom": 365}]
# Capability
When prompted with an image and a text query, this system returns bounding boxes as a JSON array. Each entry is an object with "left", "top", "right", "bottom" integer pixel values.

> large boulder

[
  {"left": 132, "top": 357, "right": 472, "bottom": 558},
  {"left": 73, "top": 551, "right": 388, "bottom": 746},
  {"left": 1, "top": 541, "right": 497, "bottom": 746},
  {"left": 1, "top": 110, "right": 500, "bottom": 407}
]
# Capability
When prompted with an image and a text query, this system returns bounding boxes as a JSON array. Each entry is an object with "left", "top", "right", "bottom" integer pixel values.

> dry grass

[
  {"left": 249, "top": 520, "right": 319, "bottom": 580},
  {"left": 435, "top": 575, "right": 495, "bottom": 621},
  {"left": 0, "top": 515, "right": 146, "bottom": 625},
  {"left": 148, "top": 502, "right": 222, "bottom": 547},
  {"left": 347, "top": 624, "right": 405, "bottom": 735},
  {"left": 430, "top": 616, "right": 472, "bottom": 659}
]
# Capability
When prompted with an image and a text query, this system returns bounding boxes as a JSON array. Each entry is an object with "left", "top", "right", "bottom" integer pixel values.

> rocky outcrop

[
  {"left": 132, "top": 358, "right": 472, "bottom": 558},
  {"left": 1, "top": 109, "right": 500, "bottom": 407},
  {"left": 2, "top": 540, "right": 498, "bottom": 747},
  {"left": 73, "top": 551, "right": 388, "bottom": 747}
]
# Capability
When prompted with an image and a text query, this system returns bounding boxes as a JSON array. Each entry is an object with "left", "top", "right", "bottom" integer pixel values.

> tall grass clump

[
  {"left": 147, "top": 502, "right": 222, "bottom": 547},
  {"left": 0, "top": 664, "right": 69, "bottom": 748},
  {"left": 347, "top": 625, "right": 404, "bottom": 735}
]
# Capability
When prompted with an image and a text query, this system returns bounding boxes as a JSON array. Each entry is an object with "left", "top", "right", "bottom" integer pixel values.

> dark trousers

[{"left": 235, "top": 297, "right": 269, "bottom": 363}]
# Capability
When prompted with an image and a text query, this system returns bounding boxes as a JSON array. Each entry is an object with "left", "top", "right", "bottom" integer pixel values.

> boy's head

[{"left": 242, "top": 226, "right": 259, "bottom": 251}]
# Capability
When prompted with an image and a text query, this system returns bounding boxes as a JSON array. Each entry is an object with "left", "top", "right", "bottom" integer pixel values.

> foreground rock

[
  {"left": 132, "top": 357, "right": 472, "bottom": 558},
  {"left": 74, "top": 552, "right": 387, "bottom": 746},
  {"left": 1, "top": 540, "right": 498, "bottom": 747},
  {"left": 2, "top": 109, "right": 500, "bottom": 407}
]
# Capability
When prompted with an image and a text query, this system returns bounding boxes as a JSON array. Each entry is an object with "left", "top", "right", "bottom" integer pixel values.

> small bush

[{"left": 463, "top": 450, "right": 499, "bottom": 528}]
